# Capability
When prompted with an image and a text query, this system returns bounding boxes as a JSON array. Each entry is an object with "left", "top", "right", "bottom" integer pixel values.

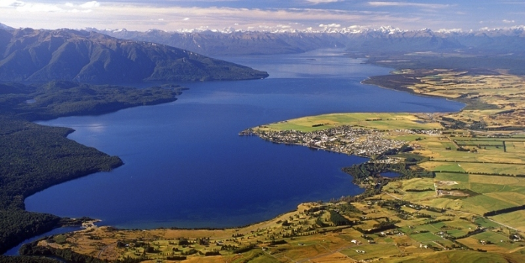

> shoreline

[{"left": 361, "top": 75, "right": 468, "bottom": 112}]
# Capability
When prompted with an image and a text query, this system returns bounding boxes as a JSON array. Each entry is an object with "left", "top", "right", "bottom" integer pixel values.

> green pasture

[
  {"left": 231, "top": 250, "right": 277, "bottom": 263},
  {"left": 411, "top": 223, "right": 444, "bottom": 234},
  {"left": 485, "top": 192, "right": 525, "bottom": 206},
  {"left": 418, "top": 135, "right": 525, "bottom": 165},
  {"left": 433, "top": 150, "right": 482, "bottom": 162},
  {"left": 428, "top": 222, "right": 448, "bottom": 230},
  {"left": 401, "top": 206, "right": 419, "bottom": 214},
  {"left": 340, "top": 244, "right": 401, "bottom": 260},
  {"left": 258, "top": 113, "right": 443, "bottom": 132},
  {"left": 454, "top": 139, "right": 505, "bottom": 146},
  {"left": 473, "top": 217, "right": 500, "bottom": 228},
  {"left": 433, "top": 163, "right": 465, "bottom": 173},
  {"left": 505, "top": 141, "right": 525, "bottom": 154},
  {"left": 470, "top": 183, "right": 525, "bottom": 195},
  {"left": 435, "top": 172, "right": 469, "bottom": 182},
  {"left": 428, "top": 161, "right": 525, "bottom": 177},
  {"left": 383, "top": 178, "right": 436, "bottom": 201},
  {"left": 467, "top": 231, "right": 517, "bottom": 250},
  {"left": 435, "top": 220, "right": 477, "bottom": 238},
  {"left": 391, "top": 250, "right": 525, "bottom": 263},
  {"left": 434, "top": 173, "right": 470, "bottom": 190},
  {"left": 394, "top": 135, "right": 424, "bottom": 141},
  {"left": 409, "top": 232, "right": 442, "bottom": 243},
  {"left": 420, "top": 210, "right": 446, "bottom": 219},
  {"left": 434, "top": 141, "right": 458, "bottom": 150},
  {"left": 459, "top": 163, "right": 525, "bottom": 176},
  {"left": 403, "top": 191, "right": 436, "bottom": 201},
  {"left": 446, "top": 229, "right": 468, "bottom": 238},
  {"left": 424, "top": 197, "right": 464, "bottom": 211},
  {"left": 401, "top": 178, "right": 435, "bottom": 191},
  {"left": 444, "top": 220, "right": 478, "bottom": 231},
  {"left": 462, "top": 195, "right": 516, "bottom": 215},
  {"left": 469, "top": 174, "right": 525, "bottom": 186},
  {"left": 491, "top": 210, "right": 525, "bottom": 231}
]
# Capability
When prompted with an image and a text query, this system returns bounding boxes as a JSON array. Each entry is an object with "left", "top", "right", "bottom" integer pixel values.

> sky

[{"left": 0, "top": 0, "right": 523, "bottom": 32}]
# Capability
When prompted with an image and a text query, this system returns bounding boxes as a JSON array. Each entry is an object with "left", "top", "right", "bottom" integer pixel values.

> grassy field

[
  {"left": 492, "top": 211, "right": 525, "bottom": 232},
  {"left": 254, "top": 112, "right": 443, "bottom": 133},
  {"left": 391, "top": 250, "right": 525, "bottom": 263}
]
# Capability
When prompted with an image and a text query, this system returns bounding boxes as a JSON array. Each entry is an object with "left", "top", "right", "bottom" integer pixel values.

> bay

[{"left": 25, "top": 49, "right": 464, "bottom": 229}]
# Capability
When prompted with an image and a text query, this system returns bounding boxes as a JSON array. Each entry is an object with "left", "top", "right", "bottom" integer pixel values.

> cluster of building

[{"left": 241, "top": 125, "right": 407, "bottom": 157}]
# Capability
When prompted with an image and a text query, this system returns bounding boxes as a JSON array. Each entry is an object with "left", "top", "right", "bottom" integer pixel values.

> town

[{"left": 240, "top": 125, "right": 440, "bottom": 158}]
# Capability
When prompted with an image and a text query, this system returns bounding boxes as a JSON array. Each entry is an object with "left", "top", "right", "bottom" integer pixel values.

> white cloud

[
  {"left": 319, "top": 23, "right": 341, "bottom": 27},
  {"left": 306, "top": 0, "right": 342, "bottom": 4},
  {"left": 0, "top": 1, "right": 100, "bottom": 13},
  {"left": 15, "top": 3, "right": 64, "bottom": 12},
  {"left": 503, "top": 19, "right": 515, "bottom": 23},
  {"left": 0, "top": 1, "right": 22, "bottom": 7},
  {"left": 368, "top": 2, "right": 451, "bottom": 9},
  {"left": 0, "top": 2, "right": 444, "bottom": 31},
  {"left": 80, "top": 1, "right": 100, "bottom": 9}
]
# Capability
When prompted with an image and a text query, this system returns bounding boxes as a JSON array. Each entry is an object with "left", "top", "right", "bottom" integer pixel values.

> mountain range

[
  {"left": 1, "top": 23, "right": 524, "bottom": 83},
  {"left": 93, "top": 29, "right": 348, "bottom": 56},
  {"left": 0, "top": 28, "right": 268, "bottom": 83},
  {"left": 95, "top": 26, "right": 525, "bottom": 56}
]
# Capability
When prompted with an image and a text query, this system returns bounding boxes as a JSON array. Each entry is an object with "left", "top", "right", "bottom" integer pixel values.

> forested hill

[{"left": 0, "top": 28, "right": 268, "bottom": 83}]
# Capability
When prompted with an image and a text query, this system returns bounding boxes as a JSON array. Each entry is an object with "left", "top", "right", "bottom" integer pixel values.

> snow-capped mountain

[{"left": 88, "top": 25, "right": 525, "bottom": 56}]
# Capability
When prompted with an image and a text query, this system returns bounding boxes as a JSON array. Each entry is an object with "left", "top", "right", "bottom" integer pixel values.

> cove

[{"left": 26, "top": 49, "right": 464, "bottom": 229}]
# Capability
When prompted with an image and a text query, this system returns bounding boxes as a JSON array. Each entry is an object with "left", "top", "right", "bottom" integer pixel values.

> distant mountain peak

[
  {"left": 92, "top": 24, "right": 525, "bottom": 36},
  {"left": 0, "top": 23, "right": 13, "bottom": 30},
  {"left": 93, "top": 24, "right": 525, "bottom": 56}
]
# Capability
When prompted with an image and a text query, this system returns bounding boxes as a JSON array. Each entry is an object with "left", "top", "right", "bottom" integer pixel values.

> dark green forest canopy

[
  {"left": 0, "top": 81, "right": 181, "bottom": 255},
  {"left": 1, "top": 80, "right": 181, "bottom": 121}
]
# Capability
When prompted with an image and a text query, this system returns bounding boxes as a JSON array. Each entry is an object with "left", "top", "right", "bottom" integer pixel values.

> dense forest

[
  {"left": 0, "top": 81, "right": 181, "bottom": 255},
  {"left": 0, "top": 81, "right": 181, "bottom": 121}
]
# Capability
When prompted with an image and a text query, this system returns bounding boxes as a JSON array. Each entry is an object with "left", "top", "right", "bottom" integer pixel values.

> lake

[{"left": 26, "top": 49, "right": 464, "bottom": 229}]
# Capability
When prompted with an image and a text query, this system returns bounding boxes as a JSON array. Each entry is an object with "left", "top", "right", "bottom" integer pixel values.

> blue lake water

[{"left": 26, "top": 49, "right": 464, "bottom": 229}]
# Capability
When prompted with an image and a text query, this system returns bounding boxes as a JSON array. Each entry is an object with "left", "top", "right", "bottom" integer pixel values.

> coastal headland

[{"left": 20, "top": 68, "right": 525, "bottom": 262}]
